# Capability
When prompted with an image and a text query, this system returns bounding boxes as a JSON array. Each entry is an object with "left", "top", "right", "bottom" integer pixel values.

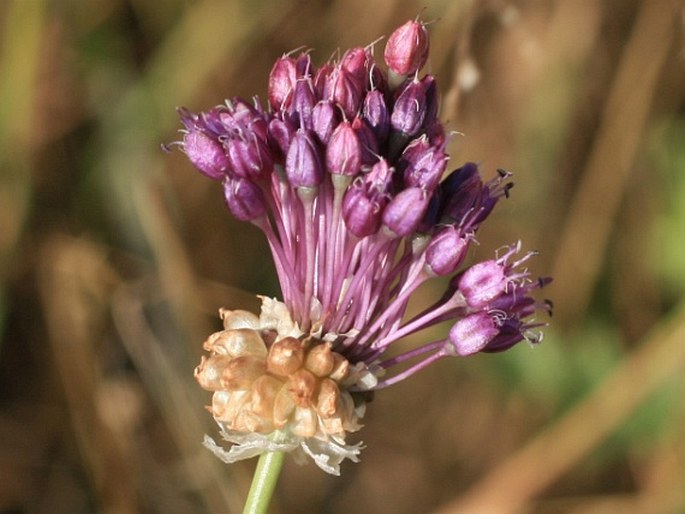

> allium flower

[{"left": 176, "top": 21, "right": 551, "bottom": 476}]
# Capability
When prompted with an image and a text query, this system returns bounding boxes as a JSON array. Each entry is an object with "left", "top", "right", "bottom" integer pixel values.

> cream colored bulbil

[{"left": 195, "top": 297, "right": 377, "bottom": 475}]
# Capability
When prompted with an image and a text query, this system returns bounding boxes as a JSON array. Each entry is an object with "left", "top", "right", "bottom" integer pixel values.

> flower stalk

[{"left": 242, "top": 450, "right": 285, "bottom": 514}]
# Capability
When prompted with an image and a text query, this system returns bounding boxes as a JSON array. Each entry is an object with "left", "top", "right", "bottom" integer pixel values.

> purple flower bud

[
  {"left": 448, "top": 312, "right": 499, "bottom": 356},
  {"left": 439, "top": 163, "right": 512, "bottom": 230},
  {"left": 351, "top": 117, "right": 379, "bottom": 165},
  {"left": 341, "top": 159, "right": 394, "bottom": 237},
  {"left": 182, "top": 130, "right": 230, "bottom": 180},
  {"left": 391, "top": 79, "right": 427, "bottom": 137},
  {"left": 342, "top": 182, "right": 381, "bottom": 237},
  {"left": 439, "top": 162, "right": 483, "bottom": 221},
  {"left": 226, "top": 136, "right": 274, "bottom": 180},
  {"left": 288, "top": 79, "right": 317, "bottom": 129},
  {"left": 480, "top": 319, "right": 526, "bottom": 353},
  {"left": 425, "top": 226, "right": 469, "bottom": 276},
  {"left": 382, "top": 187, "right": 430, "bottom": 237},
  {"left": 326, "top": 121, "right": 361, "bottom": 176},
  {"left": 418, "top": 189, "right": 441, "bottom": 233},
  {"left": 384, "top": 20, "right": 430, "bottom": 76},
  {"left": 399, "top": 136, "right": 447, "bottom": 191},
  {"left": 221, "top": 99, "right": 269, "bottom": 141},
  {"left": 295, "top": 53, "right": 313, "bottom": 78},
  {"left": 268, "top": 117, "right": 295, "bottom": 160},
  {"left": 363, "top": 89, "right": 390, "bottom": 143},
  {"left": 421, "top": 75, "right": 439, "bottom": 129},
  {"left": 285, "top": 130, "right": 324, "bottom": 188},
  {"left": 312, "top": 100, "right": 339, "bottom": 144},
  {"left": 223, "top": 178, "right": 266, "bottom": 221},
  {"left": 268, "top": 56, "right": 296, "bottom": 111},
  {"left": 313, "top": 63, "right": 333, "bottom": 98},
  {"left": 324, "top": 67, "right": 363, "bottom": 119},
  {"left": 458, "top": 260, "right": 507, "bottom": 309}
]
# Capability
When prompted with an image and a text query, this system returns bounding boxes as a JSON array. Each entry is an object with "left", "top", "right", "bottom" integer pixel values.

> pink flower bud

[
  {"left": 324, "top": 67, "right": 363, "bottom": 119},
  {"left": 312, "top": 100, "right": 339, "bottom": 144},
  {"left": 342, "top": 183, "right": 381, "bottom": 238},
  {"left": 458, "top": 260, "right": 507, "bottom": 309},
  {"left": 425, "top": 227, "right": 469, "bottom": 276},
  {"left": 183, "top": 130, "right": 229, "bottom": 180},
  {"left": 226, "top": 136, "right": 274, "bottom": 180},
  {"left": 286, "top": 130, "right": 324, "bottom": 188},
  {"left": 223, "top": 178, "right": 266, "bottom": 221},
  {"left": 448, "top": 312, "right": 499, "bottom": 356},
  {"left": 326, "top": 121, "right": 361, "bottom": 176},
  {"left": 384, "top": 20, "right": 430, "bottom": 76},
  {"left": 382, "top": 187, "right": 430, "bottom": 237},
  {"left": 399, "top": 136, "right": 447, "bottom": 191},
  {"left": 268, "top": 117, "right": 295, "bottom": 159},
  {"left": 268, "top": 56, "right": 297, "bottom": 111}
]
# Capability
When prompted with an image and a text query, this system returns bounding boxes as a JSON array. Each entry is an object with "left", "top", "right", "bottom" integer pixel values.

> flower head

[{"left": 176, "top": 21, "right": 551, "bottom": 475}]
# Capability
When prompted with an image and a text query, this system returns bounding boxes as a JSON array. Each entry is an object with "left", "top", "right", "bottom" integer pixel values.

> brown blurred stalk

[{"left": 550, "top": 0, "right": 681, "bottom": 325}]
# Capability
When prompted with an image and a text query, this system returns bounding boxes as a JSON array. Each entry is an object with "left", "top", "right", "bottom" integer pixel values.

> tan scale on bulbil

[{"left": 195, "top": 307, "right": 362, "bottom": 442}]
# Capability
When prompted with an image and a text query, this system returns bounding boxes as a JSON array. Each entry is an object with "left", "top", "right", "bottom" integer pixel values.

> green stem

[{"left": 242, "top": 451, "right": 285, "bottom": 514}]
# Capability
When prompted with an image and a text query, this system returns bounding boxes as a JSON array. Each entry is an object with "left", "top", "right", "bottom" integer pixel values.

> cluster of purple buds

[{"left": 178, "top": 20, "right": 551, "bottom": 474}]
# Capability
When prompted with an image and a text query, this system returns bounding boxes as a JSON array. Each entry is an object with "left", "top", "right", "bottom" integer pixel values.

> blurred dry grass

[{"left": 1, "top": 1, "right": 685, "bottom": 513}]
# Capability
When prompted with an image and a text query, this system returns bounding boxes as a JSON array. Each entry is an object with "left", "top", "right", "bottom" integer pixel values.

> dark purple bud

[
  {"left": 382, "top": 187, "right": 430, "bottom": 237},
  {"left": 425, "top": 226, "right": 469, "bottom": 275},
  {"left": 312, "top": 100, "right": 339, "bottom": 144},
  {"left": 351, "top": 117, "right": 379, "bottom": 165},
  {"left": 285, "top": 130, "right": 324, "bottom": 188},
  {"left": 268, "top": 56, "right": 297, "bottom": 111},
  {"left": 324, "top": 67, "right": 363, "bottom": 119},
  {"left": 425, "top": 120, "right": 446, "bottom": 147},
  {"left": 182, "top": 130, "right": 230, "bottom": 180},
  {"left": 223, "top": 178, "right": 266, "bottom": 221},
  {"left": 418, "top": 189, "right": 441, "bottom": 232},
  {"left": 384, "top": 20, "right": 430, "bottom": 77},
  {"left": 391, "top": 79, "right": 427, "bottom": 137},
  {"left": 480, "top": 319, "right": 526, "bottom": 353},
  {"left": 399, "top": 136, "right": 447, "bottom": 191},
  {"left": 448, "top": 312, "right": 499, "bottom": 356},
  {"left": 363, "top": 89, "right": 390, "bottom": 143},
  {"left": 439, "top": 162, "right": 483, "bottom": 221},
  {"left": 326, "top": 121, "right": 361, "bottom": 176},
  {"left": 421, "top": 75, "right": 439, "bottom": 129},
  {"left": 268, "top": 117, "right": 295, "bottom": 160},
  {"left": 289, "top": 79, "right": 317, "bottom": 129},
  {"left": 226, "top": 136, "right": 274, "bottom": 180},
  {"left": 342, "top": 183, "right": 381, "bottom": 237},
  {"left": 458, "top": 260, "right": 507, "bottom": 309}
]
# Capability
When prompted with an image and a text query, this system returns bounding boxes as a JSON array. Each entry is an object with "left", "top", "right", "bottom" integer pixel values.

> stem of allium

[
  {"left": 372, "top": 346, "right": 448, "bottom": 390},
  {"left": 242, "top": 450, "right": 285, "bottom": 514}
]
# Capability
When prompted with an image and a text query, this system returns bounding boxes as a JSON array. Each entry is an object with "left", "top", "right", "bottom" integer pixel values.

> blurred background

[{"left": 1, "top": 0, "right": 684, "bottom": 513}]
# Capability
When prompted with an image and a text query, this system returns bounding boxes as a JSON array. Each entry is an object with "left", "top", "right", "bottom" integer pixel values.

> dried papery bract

[{"left": 177, "top": 19, "right": 551, "bottom": 475}]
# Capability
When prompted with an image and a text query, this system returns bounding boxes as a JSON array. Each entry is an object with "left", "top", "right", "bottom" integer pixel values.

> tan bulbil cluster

[{"left": 195, "top": 307, "right": 363, "bottom": 441}]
